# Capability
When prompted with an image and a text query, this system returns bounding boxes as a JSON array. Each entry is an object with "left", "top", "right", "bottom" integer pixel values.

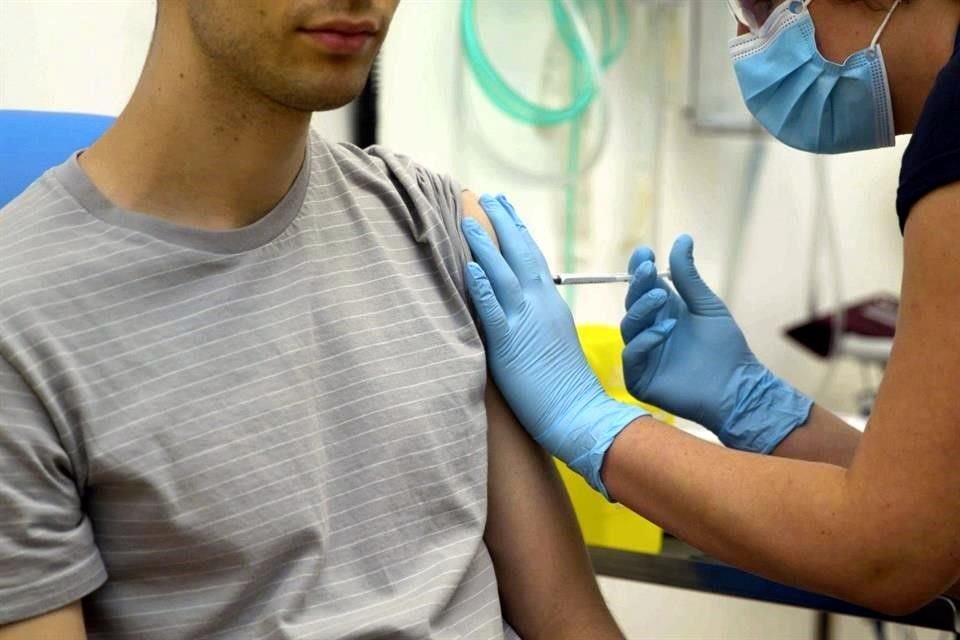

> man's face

[{"left": 184, "top": 0, "right": 400, "bottom": 112}]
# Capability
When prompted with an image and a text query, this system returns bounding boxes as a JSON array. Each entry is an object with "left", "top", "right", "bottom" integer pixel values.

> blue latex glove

[
  {"left": 621, "top": 235, "right": 813, "bottom": 453},
  {"left": 461, "top": 194, "right": 648, "bottom": 499}
]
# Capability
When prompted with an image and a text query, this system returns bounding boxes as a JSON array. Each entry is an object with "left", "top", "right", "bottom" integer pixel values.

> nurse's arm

[
  {"left": 772, "top": 405, "right": 862, "bottom": 467},
  {"left": 777, "top": 410, "right": 960, "bottom": 601},
  {"left": 601, "top": 182, "right": 960, "bottom": 616},
  {"left": 462, "top": 193, "right": 624, "bottom": 639}
]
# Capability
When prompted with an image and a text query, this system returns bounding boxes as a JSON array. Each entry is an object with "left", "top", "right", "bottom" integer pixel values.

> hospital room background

[{"left": 0, "top": 1, "right": 929, "bottom": 638}]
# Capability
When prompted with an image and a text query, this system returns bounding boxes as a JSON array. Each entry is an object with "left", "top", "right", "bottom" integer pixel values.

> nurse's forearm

[
  {"left": 601, "top": 417, "right": 934, "bottom": 614},
  {"left": 772, "top": 405, "right": 862, "bottom": 467}
]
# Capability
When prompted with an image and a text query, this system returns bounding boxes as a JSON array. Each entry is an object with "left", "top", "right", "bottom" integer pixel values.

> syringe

[{"left": 552, "top": 272, "right": 671, "bottom": 285}]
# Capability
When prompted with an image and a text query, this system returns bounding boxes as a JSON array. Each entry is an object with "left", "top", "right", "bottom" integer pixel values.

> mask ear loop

[{"left": 870, "top": 0, "right": 902, "bottom": 47}]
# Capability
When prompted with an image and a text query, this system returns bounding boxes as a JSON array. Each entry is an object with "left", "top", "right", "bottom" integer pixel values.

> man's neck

[{"left": 79, "top": 30, "right": 311, "bottom": 231}]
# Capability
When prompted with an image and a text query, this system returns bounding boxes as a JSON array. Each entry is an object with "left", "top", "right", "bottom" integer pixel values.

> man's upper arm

[
  {"left": 0, "top": 354, "right": 105, "bottom": 626},
  {"left": 482, "top": 383, "right": 625, "bottom": 640},
  {"left": 460, "top": 192, "right": 624, "bottom": 640},
  {"left": 0, "top": 602, "right": 86, "bottom": 640}
]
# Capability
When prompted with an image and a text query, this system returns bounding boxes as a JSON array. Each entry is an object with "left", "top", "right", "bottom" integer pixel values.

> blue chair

[{"left": 0, "top": 110, "right": 115, "bottom": 208}]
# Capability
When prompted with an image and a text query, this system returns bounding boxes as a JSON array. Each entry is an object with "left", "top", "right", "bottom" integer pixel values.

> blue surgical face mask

[{"left": 729, "top": 0, "right": 900, "bottom": 154}]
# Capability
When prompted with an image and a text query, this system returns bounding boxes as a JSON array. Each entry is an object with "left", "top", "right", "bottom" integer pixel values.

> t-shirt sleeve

[
  {"left": 409, "top": 163, "right": 472, "bottom": 278},
  {"left": 0, "top": 354, "right": 106, "bottom": 624},
  {"left": 359, "top": 144, "right": 473, "bottom": 296},
  {"left": 896, "top": 30, "right": 960, "bottom": 232}
]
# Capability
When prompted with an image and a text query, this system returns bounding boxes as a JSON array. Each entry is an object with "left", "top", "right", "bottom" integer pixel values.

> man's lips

[{"left": 299, "top": 19, "right": 378, "bottom": 55}]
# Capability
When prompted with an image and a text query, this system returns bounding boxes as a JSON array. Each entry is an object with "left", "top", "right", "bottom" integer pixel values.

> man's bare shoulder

[{"left": 459, "top": 190, "right": 498, "bottom": 247}]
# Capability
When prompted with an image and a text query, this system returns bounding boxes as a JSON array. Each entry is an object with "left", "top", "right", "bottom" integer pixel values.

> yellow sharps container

[{"left": 554, "top": 324, "right": 670, "bottom": 554}]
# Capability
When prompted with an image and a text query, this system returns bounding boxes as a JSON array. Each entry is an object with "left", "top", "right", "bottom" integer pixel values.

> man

[{"left": 0, "top": 1, "right": 623, "bottom": 638}]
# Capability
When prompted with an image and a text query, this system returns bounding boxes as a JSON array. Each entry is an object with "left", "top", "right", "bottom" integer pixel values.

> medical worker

[{"left": 461, "top": 0, "right": 960, "bottom": 614}]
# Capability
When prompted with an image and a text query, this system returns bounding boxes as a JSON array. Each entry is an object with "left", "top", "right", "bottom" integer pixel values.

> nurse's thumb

[{"left": 668, "top": 235, "right": 728, "bottom": 317}]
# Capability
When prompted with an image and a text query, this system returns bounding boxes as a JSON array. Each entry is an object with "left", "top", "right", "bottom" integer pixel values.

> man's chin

[
  {"left": 307, "top": 93, "right": 364, "bottom": 112},
  {"left": 276, "top": 81, "right": 370, "bottom": 113}
]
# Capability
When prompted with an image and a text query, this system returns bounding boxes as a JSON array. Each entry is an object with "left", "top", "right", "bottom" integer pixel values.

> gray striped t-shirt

[{"left": 0, "top": 133, "right": 518, "bottom": 639}]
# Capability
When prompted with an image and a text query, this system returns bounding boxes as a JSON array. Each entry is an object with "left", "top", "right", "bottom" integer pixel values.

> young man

[{"left": 0, "top": 1, "right": 623, "bottom": 638}]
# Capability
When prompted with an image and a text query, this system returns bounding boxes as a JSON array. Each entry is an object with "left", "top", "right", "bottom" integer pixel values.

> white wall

[{"left": 0, "top": 1, "right": 929, "bottom": 638}]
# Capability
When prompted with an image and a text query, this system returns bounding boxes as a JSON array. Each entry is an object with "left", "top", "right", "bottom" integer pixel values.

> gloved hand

[
  {"left": 621, "top": 234, "right": 813, "bottom": 453},
  {"left": 461, "top": 194, "right": 647, "bottom": 499}
]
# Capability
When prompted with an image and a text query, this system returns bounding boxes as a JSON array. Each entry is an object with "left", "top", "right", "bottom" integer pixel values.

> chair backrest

[{"left": 0, "top": 110, "right": 115, "bottom": 208}]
